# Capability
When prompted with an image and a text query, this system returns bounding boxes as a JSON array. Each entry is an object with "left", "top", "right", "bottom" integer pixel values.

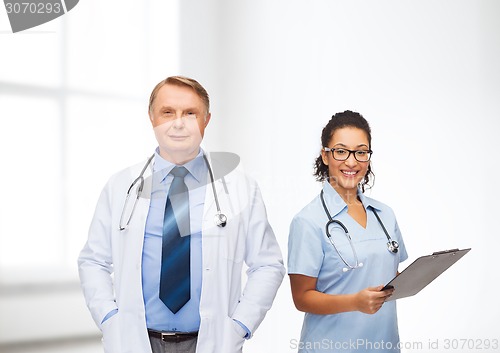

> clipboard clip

[
  {"left": 382, "top": 247, "right": 471, "bottom": 300},
  {"left": 432, "top": 248, "right": 459, "bottom": 257}
]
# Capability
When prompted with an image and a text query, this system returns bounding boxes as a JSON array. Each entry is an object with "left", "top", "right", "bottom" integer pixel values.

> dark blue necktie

[{"left": 159, "top": 166, "right": 191, "bottom": 314}]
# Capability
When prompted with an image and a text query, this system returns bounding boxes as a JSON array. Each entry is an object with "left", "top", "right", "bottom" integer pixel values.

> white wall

[
  {"left": 1, "top": 0, "right": 499, "bottom": 352},
  {"left": 177, "top": 1, "right": 500, "bottom": 352}
]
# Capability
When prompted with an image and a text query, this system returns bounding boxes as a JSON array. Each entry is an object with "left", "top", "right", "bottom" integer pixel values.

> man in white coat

[{"left": 78, "top": 76, "right": 285, "bottom": 353}]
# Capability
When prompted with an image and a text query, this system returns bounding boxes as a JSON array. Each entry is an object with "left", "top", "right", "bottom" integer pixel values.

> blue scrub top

[{"left": 288, "top": 182, "right": 408, "bottom": 353}]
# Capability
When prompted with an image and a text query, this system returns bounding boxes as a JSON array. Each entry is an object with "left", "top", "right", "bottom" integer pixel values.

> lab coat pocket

[
  {"left": 226, "top": 317, "right": 245, "bottom": 352},
  {"left": 101, "top": 311, "right": 121, "bottom": 353},
  {"left": 203, "top": 209, "right": 244, "bottom": 260},
  {"left": 220, "top": 216, "right": 246, "bottom": 263}
]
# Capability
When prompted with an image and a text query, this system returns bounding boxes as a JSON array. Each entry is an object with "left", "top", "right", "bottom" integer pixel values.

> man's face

[{"left": 149, "top": 84, "right": 210, "bottom": 163}]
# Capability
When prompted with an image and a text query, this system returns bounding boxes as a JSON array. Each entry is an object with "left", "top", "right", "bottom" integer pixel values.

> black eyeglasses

[{"left": 323, "top": 147, "right": 373, "bottom": 162}]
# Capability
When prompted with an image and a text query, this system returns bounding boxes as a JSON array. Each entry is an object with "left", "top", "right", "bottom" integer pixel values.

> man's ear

[{"left": 204, "top": 113, "right": 211, "bottom": 127}]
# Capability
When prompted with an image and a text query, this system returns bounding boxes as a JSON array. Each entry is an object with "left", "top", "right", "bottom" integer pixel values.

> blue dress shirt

[
  {"left": 102, "top": 148, "right": 251, "bottom": 337},
  {"left": 142, "top": 148, "right": 207, "bottom": 332}
]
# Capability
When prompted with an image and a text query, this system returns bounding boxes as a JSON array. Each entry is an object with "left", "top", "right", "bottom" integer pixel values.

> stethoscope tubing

[
  {"left": 325, "top": 219, "right": 362, "bottom": 271},
  {"left": 320, "top": 189, "right": 399, "bottom": 271},
  {"left": 119, "top": 153, "right": 227, "bottom": 231}
]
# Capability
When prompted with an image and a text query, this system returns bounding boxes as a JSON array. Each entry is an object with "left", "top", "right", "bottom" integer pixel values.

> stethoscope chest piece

[
  {"left": 214, "top": 212, "right": 227, "bottom": 227},
  {"left": 387, "top": 240, "right": 399, "bottom": 253}
]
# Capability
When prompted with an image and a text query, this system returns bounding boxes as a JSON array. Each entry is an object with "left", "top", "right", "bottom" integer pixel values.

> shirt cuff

[
  {"left": 101, "top": 308, "right": 118, "bottom": 324},
  {"left": 233, "top": 319, "right": 251, "bottom": 339}
]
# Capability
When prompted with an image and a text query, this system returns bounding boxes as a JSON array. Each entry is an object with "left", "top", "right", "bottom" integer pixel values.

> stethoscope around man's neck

[
  {"left": 119, "top": 153, "right": 227, "bottom": 231},
  {"left": 319, "top": 189, "right": 399, "bottom": 272}
]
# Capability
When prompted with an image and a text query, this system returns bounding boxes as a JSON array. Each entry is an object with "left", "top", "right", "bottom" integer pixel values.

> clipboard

[{"left": 382, "top": 248, "right": 471, "bottom": 301}]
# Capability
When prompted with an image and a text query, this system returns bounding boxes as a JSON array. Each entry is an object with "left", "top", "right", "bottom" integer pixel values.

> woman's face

[{"left": 321, "top": 126, "right": 371, "bottom": 194}]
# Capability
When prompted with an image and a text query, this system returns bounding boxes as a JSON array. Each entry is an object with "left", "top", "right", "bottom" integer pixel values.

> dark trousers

[{"left": 149, "top": 336, "right": 198, "bottom": 353}]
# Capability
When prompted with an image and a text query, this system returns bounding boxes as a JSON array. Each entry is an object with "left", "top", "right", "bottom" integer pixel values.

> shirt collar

[
  {"left": 357, "top": 189, "right": 382, "bottom": 211},
  {"left": 153, "top": 147, "right": 206, "bottom": 183},
  {"left": 321, "top": 182, "right": 347, "bottom": 218},
  {"left": 321, "top": 182, "right": 380, "bottom": 216}
]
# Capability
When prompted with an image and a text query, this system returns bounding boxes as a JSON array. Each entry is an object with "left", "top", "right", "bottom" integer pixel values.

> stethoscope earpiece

[{"left": 343, "top": 262, "right": 364, "bottom": 272}]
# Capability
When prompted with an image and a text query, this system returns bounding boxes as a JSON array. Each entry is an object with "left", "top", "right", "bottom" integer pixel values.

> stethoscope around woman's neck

[
  {"left": 320, "top": 189, "right": 399, "bottom": 272},
  {"left": 119, "top": 153, "right": 227, "bottom": 231}
]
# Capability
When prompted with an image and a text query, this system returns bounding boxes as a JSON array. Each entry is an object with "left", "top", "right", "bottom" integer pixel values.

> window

[{"left": 0, "top": 0, "right": 179, "bottom": 284}]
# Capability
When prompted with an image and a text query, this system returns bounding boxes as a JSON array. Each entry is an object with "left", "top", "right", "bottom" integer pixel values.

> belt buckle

[{"left": 161, "top": 332, "right": 177, "bottom": 341}]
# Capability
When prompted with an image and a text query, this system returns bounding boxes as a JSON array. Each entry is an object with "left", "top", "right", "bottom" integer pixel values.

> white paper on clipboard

[{"left": 383, "top": 248, "right": 471, "bottom": 301}]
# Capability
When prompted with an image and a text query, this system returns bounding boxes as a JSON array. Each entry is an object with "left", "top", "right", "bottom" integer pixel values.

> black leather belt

[{"left": 147, "top": 329, "right": 198, "bottom": 343}]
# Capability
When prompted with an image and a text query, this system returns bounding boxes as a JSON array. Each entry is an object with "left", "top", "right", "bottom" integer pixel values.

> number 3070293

[{"left": 5, "top": 2, "right": 62, "bottom": 14}]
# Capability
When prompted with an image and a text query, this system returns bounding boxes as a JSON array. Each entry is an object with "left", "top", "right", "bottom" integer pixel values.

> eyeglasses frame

[{"left": 323, "top": 147, "right": 373, "bottom": 162}]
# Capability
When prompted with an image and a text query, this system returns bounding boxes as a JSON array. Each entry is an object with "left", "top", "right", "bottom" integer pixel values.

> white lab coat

[{"left": 78, "top": 153, "right": 285, "bottom": 353}]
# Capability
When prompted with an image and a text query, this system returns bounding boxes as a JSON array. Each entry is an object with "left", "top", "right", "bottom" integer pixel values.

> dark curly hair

[{"left": 313, "top": 110, "right": 375, "bottom": 192}]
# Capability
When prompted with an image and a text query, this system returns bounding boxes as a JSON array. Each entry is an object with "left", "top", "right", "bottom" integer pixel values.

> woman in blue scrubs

[{"left": 288, "top": 111, "right": 408, "bottom": 353}]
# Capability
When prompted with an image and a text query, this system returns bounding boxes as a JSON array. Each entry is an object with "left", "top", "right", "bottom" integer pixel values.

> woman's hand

[
  {"left": 290, "top": 275, "right": 394, "bottom": 315},
  {"left": 354, "top": 285, "right": 394, "bottom": 314}
]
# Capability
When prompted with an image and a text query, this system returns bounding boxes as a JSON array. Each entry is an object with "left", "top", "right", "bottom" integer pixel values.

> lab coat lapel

[
  {"left": 201, "top": 151, "right": 237, "bottom": 228},
  {"left": 121, "top": 158, "right": 153, "bottom": 255},
  {"left": 202, "top": 173, "right": 232, "bottom": 230}
]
